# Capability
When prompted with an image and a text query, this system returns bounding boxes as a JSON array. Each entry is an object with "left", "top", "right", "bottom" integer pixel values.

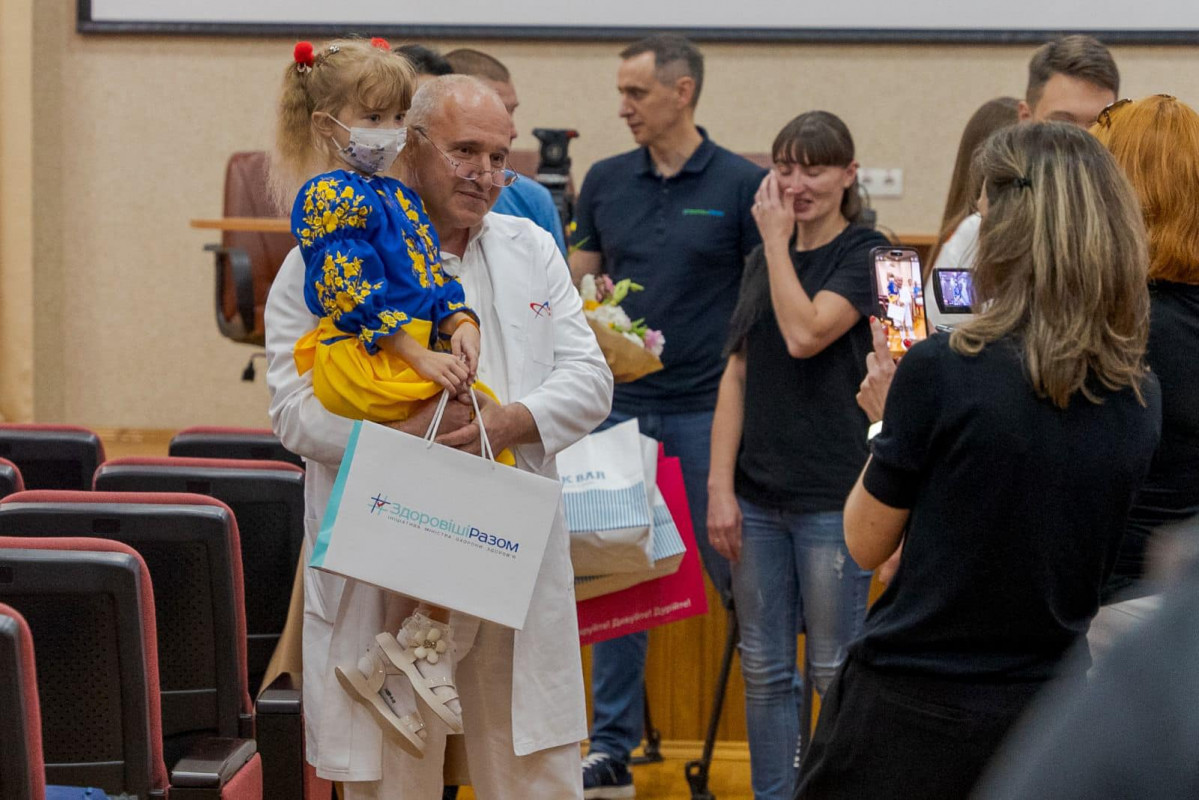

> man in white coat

[{"left": 264, "top": 75, "right": 613, "bottom": 798}]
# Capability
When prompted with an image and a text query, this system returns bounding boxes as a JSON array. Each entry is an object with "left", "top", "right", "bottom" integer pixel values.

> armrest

[
  {"left": 256, "top": 670, "right": 302, "bottom": 715},
  {"left": 254, "top": 672, "right": 305, "bottom": 799},
  {"left": 205, "top": 243, "right": 257, "bottom": 343},
  {"left": 171, "top": 737, "right": 257, "bottom": 788}
]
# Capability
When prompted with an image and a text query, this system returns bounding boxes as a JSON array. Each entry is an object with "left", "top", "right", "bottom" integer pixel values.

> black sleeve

[
  {"left": 572, "top": 164, "right": 603, "bottom": 254},
  {"left": 862, "top": 337, "right": 944, "bottom": 508},
  {"left": 824, "top": 229, "right": 888, "bottom": 319}
]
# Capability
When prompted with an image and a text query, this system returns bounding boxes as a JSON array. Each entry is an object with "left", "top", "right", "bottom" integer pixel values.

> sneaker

[{"left": 582, "top": 752, "right": 635, "bottom": 799}]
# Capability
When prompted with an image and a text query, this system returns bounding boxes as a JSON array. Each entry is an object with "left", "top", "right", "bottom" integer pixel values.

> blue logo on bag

[{"left": 366, "top": 492, "right": 521, "bottom": 558}]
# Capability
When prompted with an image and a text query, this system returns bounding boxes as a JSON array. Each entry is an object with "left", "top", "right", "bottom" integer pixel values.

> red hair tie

[
  {"left": 370, "top": 37, "right": 391, "bottom": 50},
  {"left": 294, "top": 41, "right": 314, "bottom": 73}
]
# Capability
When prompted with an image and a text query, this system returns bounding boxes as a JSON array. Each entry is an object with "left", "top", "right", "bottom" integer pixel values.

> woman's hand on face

[
  {"left": 707, "top": 488, "right": 743, "bottom": 563},
  {"left": 856, "top": 317, "right": 896, "bottom": 424},
  {"left": 752, "top": 171, "right": 795, "bottom": 246}
]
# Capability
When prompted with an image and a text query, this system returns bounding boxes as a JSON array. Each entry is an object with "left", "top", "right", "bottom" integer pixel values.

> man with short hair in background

[
  {"left": 927, "top": 34, "right": 1119, "bottom": 312},
  {"left": 444, "top": 47, "right": 568, "bottom": 254},
  {"left": 1018, "top": 34, "right": 1120, "bottom": 126},
  {"left": 569, "top": 33, "right": 765, "bottom": 799}
]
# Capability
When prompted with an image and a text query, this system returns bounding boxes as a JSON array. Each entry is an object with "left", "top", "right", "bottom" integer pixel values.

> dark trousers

[{"left": 794, "top": 656, "right": 1047, "bottom": 800}]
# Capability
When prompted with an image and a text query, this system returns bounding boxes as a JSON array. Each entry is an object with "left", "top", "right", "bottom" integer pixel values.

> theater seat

[
  {"left": 206, "top": 151, "right": 294, "bottom": 346},
  {"left": 0, "top": 424, "right": 105, "bottom": 491},
  {"left": 0, "top": 458, "right": 24, "bottom": 500},
  {"left": 92, "top": 458, "right": 305, "bottom": 693},
  {"left": 170, "top": 427, "right": 304, "bottom": 469},
  {"left": 0, "top": 491, "right": 254, "bottom": 764},
  {"left": 0, "top": 537, "right": 261, "bottom": 799},
  {"left": 0, "top": 602, "right": 46, "bottom": 800}
]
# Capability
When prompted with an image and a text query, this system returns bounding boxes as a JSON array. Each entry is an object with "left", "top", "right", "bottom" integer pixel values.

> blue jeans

[
  {"left": 732, "top": 499, "right": 871, "bottom": 800},
  {"left": 588, "top": 408, "right": 730, "bottom": 763}
]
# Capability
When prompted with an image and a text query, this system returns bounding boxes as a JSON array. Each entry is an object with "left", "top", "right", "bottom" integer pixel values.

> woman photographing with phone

[
  {"left": 707, "top": 110, "right": 887, "bottom": 799},
  {"left": 795, "top": 122, "right": 1162, "bottom": 800}
]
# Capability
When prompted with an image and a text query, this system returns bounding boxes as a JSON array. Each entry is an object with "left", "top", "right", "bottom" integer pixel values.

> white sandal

[
  {"left": 335, "top": 641, "right": 428, "bottom": 756},
  {"left": 377, "top": 619, "right": 464, "bottom": 733}
]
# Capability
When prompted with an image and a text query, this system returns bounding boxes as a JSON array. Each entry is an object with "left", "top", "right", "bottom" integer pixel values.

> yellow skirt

[{"left": 295, "top": 317, "right": 515, "bottom": 465}]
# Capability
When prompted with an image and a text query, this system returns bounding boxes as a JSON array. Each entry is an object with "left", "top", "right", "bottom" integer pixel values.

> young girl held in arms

[{"left": 273, "top": 37, "right": 510, "bottom": 756}]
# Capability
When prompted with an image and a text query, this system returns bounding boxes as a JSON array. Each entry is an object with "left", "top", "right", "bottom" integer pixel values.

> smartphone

[
  {"left": 870, "top": 246, "right": 928, "bottom": 358},
  {"left": 932, "top": 268, "right": 974, "bottom": 315}
]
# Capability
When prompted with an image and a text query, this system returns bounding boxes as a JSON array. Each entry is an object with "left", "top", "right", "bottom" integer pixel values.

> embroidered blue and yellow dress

[{"left": 291, "top": 170, "right": 507, "bottom": 441}]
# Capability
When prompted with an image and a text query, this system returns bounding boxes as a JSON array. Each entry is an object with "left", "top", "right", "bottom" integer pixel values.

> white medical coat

[{"left": 264, "top": 213, "right": 613, "bottom": 782}]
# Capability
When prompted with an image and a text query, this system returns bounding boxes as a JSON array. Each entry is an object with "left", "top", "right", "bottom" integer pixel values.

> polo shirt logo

[{"left": 682, "top": 208, "right": 725, "bottom": 217}]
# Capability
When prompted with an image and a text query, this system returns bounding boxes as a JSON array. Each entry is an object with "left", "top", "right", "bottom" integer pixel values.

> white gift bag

[
  {"left": 574, "top": 482, "right": 687, "bottom": 601},
  {"left": 558, "top": 418, "right": 656, "bottom": 576},
  {"left": 309, "top": 392, "right": 561, "bottom": 629}
]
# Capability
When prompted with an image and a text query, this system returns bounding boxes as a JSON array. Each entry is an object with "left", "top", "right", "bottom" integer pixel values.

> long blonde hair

[
  {"left": 950, "top": 122, "right": 1151, "bottom": 408},
  {"left": 270, "top": 38, "right": 415, "bottom": 209}
]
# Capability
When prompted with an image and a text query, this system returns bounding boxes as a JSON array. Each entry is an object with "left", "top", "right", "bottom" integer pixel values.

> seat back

[
  {"left": 170, "top": 427, "right": 304, "bottom": 469},
  {"left": 0, "top": 425, "right": 105, "bottom": 491},
  {"left": 0, "top": 491, "right": 252, "bottom": 766},
  {"left": 216, "top": 152, "right": 295, "bottom": 345},
  {"left": 0, "top": 460, "right": 24, "bottom": 501},
  {"left": 93, "top": 458, "right": 305, "bottom": 692},
  {"left": 0, "top": 537, "right": 167, "bottom": 798},
  {"left": 0, "top": 603, "right": 44, "bottom": 800}
]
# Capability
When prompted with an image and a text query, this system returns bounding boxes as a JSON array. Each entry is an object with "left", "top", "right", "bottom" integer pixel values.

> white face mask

[{"left": 330, "top": 117, "right": 406, "bottom": 174}]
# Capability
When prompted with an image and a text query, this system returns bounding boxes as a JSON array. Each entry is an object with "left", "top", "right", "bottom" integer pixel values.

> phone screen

[
  {"left": 871, "top": 247, "right": 928, "bottom": 358},
  {"left": 933, "top": 268, "right": 974, "bottom": 314}
]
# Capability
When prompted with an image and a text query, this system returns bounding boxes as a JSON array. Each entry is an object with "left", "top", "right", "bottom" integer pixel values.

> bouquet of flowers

[{"left": 579, "top": 273, "right": 665, "bottom": 383}]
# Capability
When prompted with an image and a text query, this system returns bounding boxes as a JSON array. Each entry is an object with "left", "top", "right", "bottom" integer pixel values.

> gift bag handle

[{"left": 423, "top": 389, "right": 497, "bottom": 464}]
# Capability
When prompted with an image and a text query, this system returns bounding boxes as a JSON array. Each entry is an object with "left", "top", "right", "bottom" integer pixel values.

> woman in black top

[
  {"left": 707, "top": 111, "right": 887, "bottom": 799},
  {"left": 1090, "top": 96, "right": 1199, "bottom": 626},
  {"left": 795, "top": 123, "right": 1162, "bottom": 800}
]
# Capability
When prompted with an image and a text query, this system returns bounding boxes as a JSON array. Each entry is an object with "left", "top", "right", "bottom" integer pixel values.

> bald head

[
  {"left": 405, "top": 74, "right": 507, "bottom": 134},
  {"left": 402, "top": 75, "right": 513, "bottom": 251}
]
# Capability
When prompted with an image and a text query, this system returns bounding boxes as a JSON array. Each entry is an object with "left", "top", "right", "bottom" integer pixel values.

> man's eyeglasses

[
  {"left": 1096, "top": 94, "right": 1176, "bottom": 128},
  {"left": 412, "top": 127, "right": 519, "bottom": 187}
]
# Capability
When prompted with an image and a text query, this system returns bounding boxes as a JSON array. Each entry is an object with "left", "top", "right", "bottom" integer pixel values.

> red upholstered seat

[
  {"left": 0, "top": 458, "right": 24, "bottom": 500},
  {"left": 0, "top": 601, "right": 46, "bottom": 800},
  {"left": 170, "top": 428, "right": 305, "bottom": 469},
  {"left": 0, "top": 490, "right": 253, "bottom": 752},
  {"left": 0, "top": 424, "right": 105, "bottom": 491},
  {"left": 0, "top": 536, "right": 262, "bottom": 799}
]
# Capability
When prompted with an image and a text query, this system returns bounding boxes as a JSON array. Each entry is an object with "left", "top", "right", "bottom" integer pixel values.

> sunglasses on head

[{"left": 1096, "top": 94, "right": 1176, "bottom": 128}]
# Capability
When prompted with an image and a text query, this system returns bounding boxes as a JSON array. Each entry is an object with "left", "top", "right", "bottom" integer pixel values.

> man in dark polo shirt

[{"left": 570, "top": 33, "right": 765, "bottom": 798}]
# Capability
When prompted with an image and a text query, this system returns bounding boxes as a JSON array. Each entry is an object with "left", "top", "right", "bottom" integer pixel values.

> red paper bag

[{"left": 577, "top": 450, "right": 709, "bottom": 646}]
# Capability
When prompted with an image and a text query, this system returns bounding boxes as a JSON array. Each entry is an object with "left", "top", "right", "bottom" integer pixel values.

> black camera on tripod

[{"left": 532, "top": 127, "right": 579, "bottom": 237}]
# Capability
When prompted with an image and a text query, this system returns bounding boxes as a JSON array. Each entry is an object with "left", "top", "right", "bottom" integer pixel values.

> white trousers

[{"left": 343, "top": 620, "right": 584, "bottom": 800}]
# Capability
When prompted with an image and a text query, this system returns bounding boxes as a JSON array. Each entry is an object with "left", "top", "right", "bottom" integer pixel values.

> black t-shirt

[
  {"left": 853, "top": 334, "right": 1161, "bottom": 681},
  {"left": 1105, "top": 281, "right": 1199, "bottom": 602},
  {"left": 572, "top": 131, "right": 766, "bottom": 414},
  {"left": 731, "top": 224, "right": 889, "bottom": 513}
]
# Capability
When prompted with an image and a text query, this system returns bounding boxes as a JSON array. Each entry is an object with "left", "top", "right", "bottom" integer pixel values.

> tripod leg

[{"left": 685, "top": 605, "right": 739, "bottom": 800}]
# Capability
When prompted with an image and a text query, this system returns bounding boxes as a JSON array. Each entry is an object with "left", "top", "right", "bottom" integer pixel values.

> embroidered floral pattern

[
  {"left": 296, "top": 177, "right": 371, "bottom": 248},
  {"left": 312, "top": 250, "right": 407, "bottom": 346},
  {"left": 396, "top": 189, "right": 443, "bottom": 287}
]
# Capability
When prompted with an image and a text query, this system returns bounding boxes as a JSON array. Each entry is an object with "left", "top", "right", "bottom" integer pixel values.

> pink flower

[
  {"left": 643, "top": 328, "right": 665, "bottom": 358},
  {"left": 600, "top": 275, "right": 615, "bottom": 299}
]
